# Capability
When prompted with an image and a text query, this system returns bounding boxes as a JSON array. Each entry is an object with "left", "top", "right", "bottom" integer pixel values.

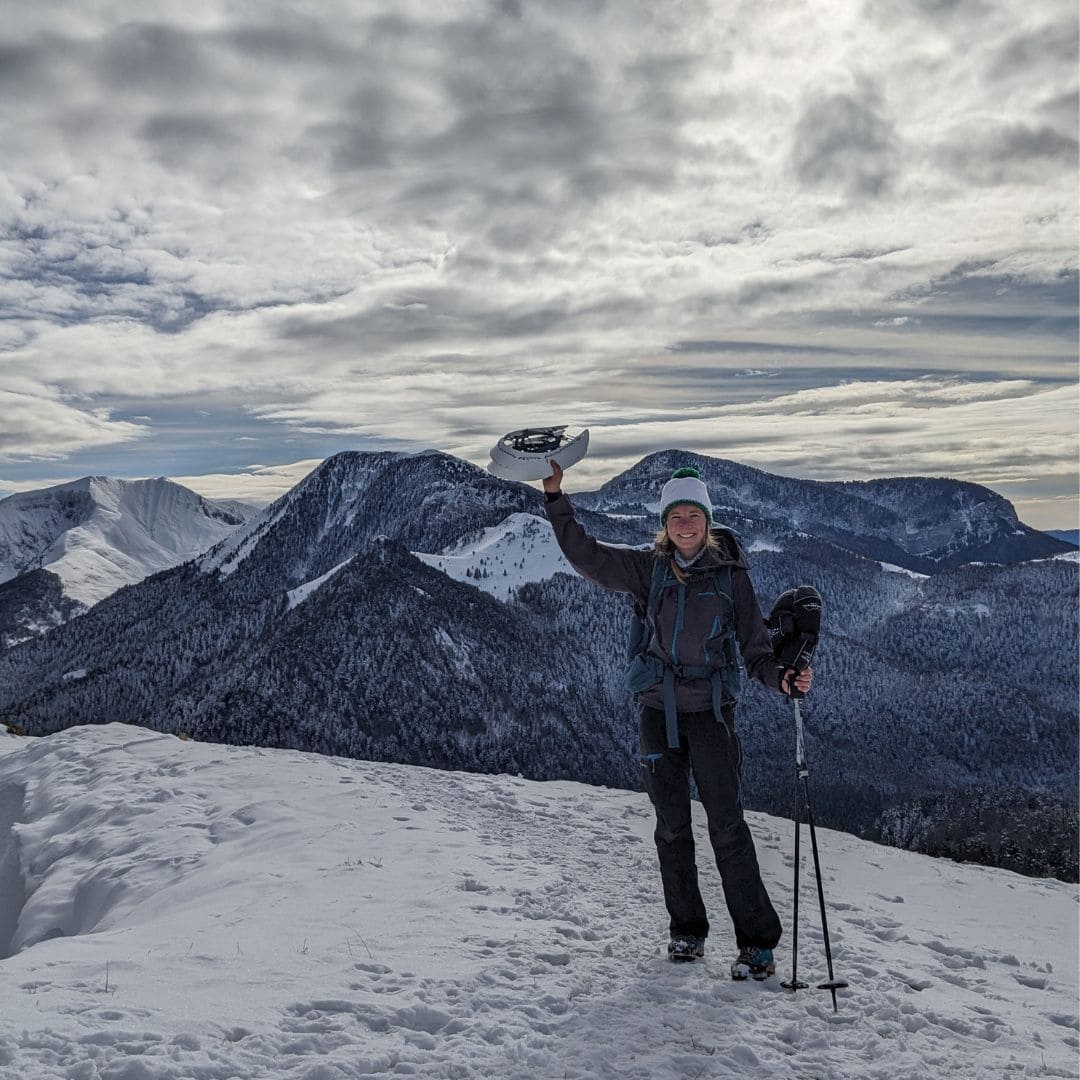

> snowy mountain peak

[
  {"left": 199, "top": 449, "right": 538, "bottom": 588},
  {"left": 198, "top": 450, "right": 409, "bottom": 578},
  {"left": 0, "top": 476, "right": 259, "bottom": 610}
]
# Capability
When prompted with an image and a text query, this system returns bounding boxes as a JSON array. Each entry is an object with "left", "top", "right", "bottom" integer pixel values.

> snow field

[
  {"left": 413, "top": 513, "right": 572, "bottom": 600},
  {"left": 0, "top": 725, "right": 1074, "bottom": 1079},
  {"left": 279, "top": 514, "right": 565, "bottom": 610}
]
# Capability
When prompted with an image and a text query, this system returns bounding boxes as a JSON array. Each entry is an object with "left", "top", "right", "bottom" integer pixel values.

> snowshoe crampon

[{"left": 487, "top": 426, "right": 589, "bottom": 482}]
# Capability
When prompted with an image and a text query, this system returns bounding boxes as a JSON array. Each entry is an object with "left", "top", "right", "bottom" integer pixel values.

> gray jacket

[{"left": 545, "top": 492, "right": 785, "bottom": 712}]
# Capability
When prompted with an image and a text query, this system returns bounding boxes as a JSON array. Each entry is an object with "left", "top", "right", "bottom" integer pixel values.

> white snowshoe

[{"left": 487, "top": 426, "right": 589, "bottom": 482}]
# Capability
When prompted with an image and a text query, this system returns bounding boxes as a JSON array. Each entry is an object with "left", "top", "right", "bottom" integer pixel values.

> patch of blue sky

[{"left": 0, "top": 403, "right": 400, "bottom": 491}]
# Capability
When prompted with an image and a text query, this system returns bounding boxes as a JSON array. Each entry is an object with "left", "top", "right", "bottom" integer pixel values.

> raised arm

[{"left": 543, "top": 461, "right": 651, "bottom": 600}]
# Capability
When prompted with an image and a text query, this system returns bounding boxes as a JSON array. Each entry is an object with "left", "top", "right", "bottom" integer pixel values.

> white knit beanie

[{"left": 660, "top": 467, "right": 713, "bottom": 525}]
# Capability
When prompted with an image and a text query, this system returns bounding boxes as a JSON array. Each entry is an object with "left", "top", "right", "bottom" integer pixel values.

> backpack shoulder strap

[
  {"left": 627, "top": 554, "right": 670, "bottom": 660},
  {"left": 712, "top": 563, "right": 735, "bottom": 611},
  {"left": 646, "top": 554, "right": 669, "bottom": 624}
]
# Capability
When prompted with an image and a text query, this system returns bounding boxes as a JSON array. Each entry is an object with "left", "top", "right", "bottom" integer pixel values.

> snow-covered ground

[
  {"left": 413, "top": 513, "right": 572, "bottom": 600},
  {"left": 0, "top": 725, "right": 1075, "bottom": 1080}
]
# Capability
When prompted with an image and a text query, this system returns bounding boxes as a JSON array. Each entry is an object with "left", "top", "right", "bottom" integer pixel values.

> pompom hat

[{"left": 660, "top": 467, "right": 713, "bottom": 525}]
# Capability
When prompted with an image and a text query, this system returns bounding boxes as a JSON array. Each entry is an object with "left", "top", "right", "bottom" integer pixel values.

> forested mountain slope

[{"left": 0, "top": 450, "right": 1074, "bottom": 878}]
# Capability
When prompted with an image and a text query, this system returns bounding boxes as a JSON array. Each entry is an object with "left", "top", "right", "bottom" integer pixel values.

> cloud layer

[{"left": 1, "top": 0, "right": 1076, "bottom": 525}]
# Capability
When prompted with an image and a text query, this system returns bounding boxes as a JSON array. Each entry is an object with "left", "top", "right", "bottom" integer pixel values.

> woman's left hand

[{"left": 782, "top": 666, "right": 813, "bottom": 696}]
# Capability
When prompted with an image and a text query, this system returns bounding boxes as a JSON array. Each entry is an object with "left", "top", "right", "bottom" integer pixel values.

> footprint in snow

[
  {"left": 922, "top": 940, "right": 986, "bottom": 968},
  {"left": 887, "top": 969, "right": 933, "bottom": 991},
  {"left": 1047, "top": 1013, "right": 1080, "bottom": 1030},
  {"left": 350, "top": 963, "right": 409, "bottom": 996},
  {"left": 352, "top": 962, "right": 394, "bottom": 976}
]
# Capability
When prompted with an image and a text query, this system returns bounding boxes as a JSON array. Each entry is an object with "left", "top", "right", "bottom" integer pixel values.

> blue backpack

[{"left": 624, "top": 542, "right": 745, "bottom": 749}]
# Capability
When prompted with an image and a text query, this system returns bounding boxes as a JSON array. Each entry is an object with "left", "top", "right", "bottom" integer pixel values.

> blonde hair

[{"left": 652, "top": 527, "right": 720, "bottom": 582}]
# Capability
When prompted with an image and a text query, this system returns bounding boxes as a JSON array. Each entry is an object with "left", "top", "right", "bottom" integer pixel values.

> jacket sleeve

[
  {"left": 544, "top": 493, "right": 652, "bottom": 602},
  {"left": 732, "top": 567, "right": 786, "bottom": 693}
]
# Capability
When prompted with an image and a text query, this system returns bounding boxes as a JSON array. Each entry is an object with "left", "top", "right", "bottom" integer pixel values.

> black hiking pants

[{"left": 639, "top": 704, "right": 782, "bottom": 950}]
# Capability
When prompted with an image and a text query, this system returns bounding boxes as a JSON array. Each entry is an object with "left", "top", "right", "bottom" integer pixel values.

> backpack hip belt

[{"left": 661, "top": 663, "right": 733, "bottom": 750}]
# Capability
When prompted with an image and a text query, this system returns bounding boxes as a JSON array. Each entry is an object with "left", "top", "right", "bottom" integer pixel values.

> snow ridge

[
  {"left": 286, "top": 557, "right": 355, "bottom": 609},
  {"left": 0, "top": 724, "right": 1074, "bottom": 1079}
]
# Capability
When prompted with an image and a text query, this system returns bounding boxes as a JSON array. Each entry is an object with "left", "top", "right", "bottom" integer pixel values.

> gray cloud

[
  {"left": 97, "top": 22, "right": 214, "bottom": 94},
  {"left": 734, "top": 273, "right": 833, "bottom": 313},
  {"left": 866, "top": 0, "right": 995, "bottom": 30},
  {"left": 297, "top": 8, "right": 690, "bottom": 235},
  {"left": 138, "top": 112, "right": 236, "bottom": 169},
  {"left": 1039, "top": 90, "right": 1078, "bottom": 131},
  {"left": 276, "top": 284, "right": 642, "bottom": 354},
  {"left": 1, "top": 0, "right": 1076, "bottom": 528},
  {"left": 791, "top": 79, "right": 900, "bottom": 198},
  {"left": 992, "top": 17, "right": 1079, "bottom": 77},
  {"left": 0, "top": 391, "right": 148, "bottom": 461},
  {"left": 937, "top": 121, "right": 1078, "bottom": 186},
  {"left": 0, "top": 41, "right": 44, "bottom": 95},
  {"left": 667, "top": 341, "right": 870, "bottom": 357},
  {"left": 222, "top": 19, "right": 355, "bottom": 66}
]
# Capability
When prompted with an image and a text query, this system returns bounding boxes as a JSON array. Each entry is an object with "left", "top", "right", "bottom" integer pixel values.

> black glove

[{"left": 767, "top": 585, "right": 821, "bottom": 700}]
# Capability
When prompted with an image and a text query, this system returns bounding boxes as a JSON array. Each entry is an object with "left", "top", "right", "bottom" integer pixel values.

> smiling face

[{"left": 665, "top": 503, "right": 709, "bottom": 558}]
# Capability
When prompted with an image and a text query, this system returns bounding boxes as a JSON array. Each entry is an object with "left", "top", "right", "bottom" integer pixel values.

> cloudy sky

[{"left": 2, "top": 0, "right": 1077, "bottom": 526}]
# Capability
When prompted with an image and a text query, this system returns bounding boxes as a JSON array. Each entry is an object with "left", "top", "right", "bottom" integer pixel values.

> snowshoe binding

[
  {"left": 487, "top": 426, "right": 589, "bottom": 482},
  {"left": 730, "top": 946, "right": 775, "bottom": 981},
  {"left": 667, "top": 935, "right": 706, "bottom": 963}
]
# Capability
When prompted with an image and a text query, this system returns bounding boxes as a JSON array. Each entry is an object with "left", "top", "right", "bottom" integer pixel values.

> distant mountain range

[
  {"left": 0, "top": 451, "right": 1075, "bottom": 880},
  {"left": 576, "top": 450, "right": 1070, "bottom": 571},
  {"left": 1047, "top": 529, "right": 1079, "bottom": 547},
  {"left": 0, "top": 477, "right": 258, "bottom": 648}
]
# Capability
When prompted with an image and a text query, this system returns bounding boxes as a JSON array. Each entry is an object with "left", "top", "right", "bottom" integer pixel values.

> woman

[{"left": 543, "top": 462, "right": 812, "bottom": 979}]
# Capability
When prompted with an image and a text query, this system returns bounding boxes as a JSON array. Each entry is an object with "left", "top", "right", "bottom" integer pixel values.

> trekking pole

[
  {"left": 785, "top": 697, "right": 848, "bottom": 1012},
  {"left": 780, "top": 711, "right": 809, "bottom": 994}
]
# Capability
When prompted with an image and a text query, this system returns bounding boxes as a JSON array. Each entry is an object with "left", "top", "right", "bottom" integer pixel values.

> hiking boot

[
  {"left": 667, "top": 935, "right": 706, "bottom": 962},
  {"left": 730, "top": 946, "right": 775, "bottom": 981}
]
